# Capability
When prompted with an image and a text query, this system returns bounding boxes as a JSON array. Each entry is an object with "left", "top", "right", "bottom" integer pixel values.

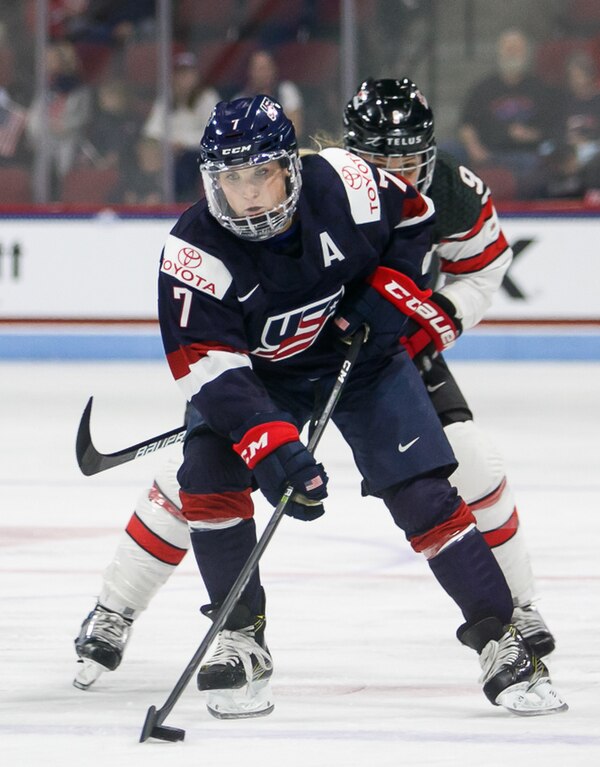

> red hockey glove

[
  {"left": 360, "top": 268, "right": 461, "bottom": 372},
  {"left": 333, "top": 267, "right": 414, "bottom": 356},
  {"left": 233, "top": 420, "right": 328, "bottom": 521},
  {"left": 399, "top": 289, "right": 462, "bottom": 373}
]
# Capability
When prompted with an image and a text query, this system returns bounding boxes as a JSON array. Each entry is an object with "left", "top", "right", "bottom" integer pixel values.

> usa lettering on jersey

[{"left": 253, "top": 288, "right": 344, "bottom": 361}]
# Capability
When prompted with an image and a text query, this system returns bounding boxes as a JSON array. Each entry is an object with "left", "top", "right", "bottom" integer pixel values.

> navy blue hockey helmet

[
  {"left": 343, "top": 78, "right": 436, "bottom": 192},
  {"left": 199, "top": 95, "right": 302, "bottom": 240}
]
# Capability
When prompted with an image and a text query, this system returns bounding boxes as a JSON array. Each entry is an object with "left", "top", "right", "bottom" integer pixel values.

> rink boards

[{"left": 0, "top": 210, "right": 599, "bottom": 360}]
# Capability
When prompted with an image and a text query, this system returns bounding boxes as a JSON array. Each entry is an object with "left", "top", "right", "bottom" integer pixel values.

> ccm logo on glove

[
  {"left": 233, "top": 419, "right": 328, "bottom": 521},
  {"left": 233, "top": 421, "right": 299, "bottom": 469}
]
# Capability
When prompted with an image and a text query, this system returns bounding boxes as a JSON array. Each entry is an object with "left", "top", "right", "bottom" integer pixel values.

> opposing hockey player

[
  {"left": 75, "top": 94, "right": 566, "bottom": 719},
  {"left": 342, "top": 78, "right": 555, "bottom": 654}
]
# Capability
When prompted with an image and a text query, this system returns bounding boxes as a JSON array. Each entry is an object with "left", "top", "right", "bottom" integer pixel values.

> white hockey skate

[
  {"left": 459, "top": 617, "right": 568, "bottom": 716},
  {"left": 197, "top": 602, "right": 274, "bottom": 719},
  {"left": 512, "top": 604, "right": 555, "bottom": 658},
  {"left": 73, "top": 604, "right": 133, "bottom": 690}
]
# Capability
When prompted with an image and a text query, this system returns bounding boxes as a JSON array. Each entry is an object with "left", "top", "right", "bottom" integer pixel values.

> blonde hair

[{"left": 300, "top": 131, "right": 343, "bottom": 156}]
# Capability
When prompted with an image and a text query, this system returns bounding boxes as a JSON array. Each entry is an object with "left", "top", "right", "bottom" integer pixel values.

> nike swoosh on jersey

[
  {"left": 426, "top": 382, "right": 446, "bottom": 393},
  {"left": 398, "top": 437, "right": 420, "bottom": 452},
  {"left": 238, "top": 284, "right": 260, "bottom": 302}
]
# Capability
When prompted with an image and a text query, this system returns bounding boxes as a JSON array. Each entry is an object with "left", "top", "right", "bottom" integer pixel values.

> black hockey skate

[
  {"left": 512, "top": 604, "right": 556, "bottom": 657},
  {"left": 458, "top": 617, "right": 567, "bottom": 716},
  {"left": 73, "top": 604, "right": 133, "bottom": 689},
  {"left": 197, "top": 600, "right": 274, "bottom": 719}
]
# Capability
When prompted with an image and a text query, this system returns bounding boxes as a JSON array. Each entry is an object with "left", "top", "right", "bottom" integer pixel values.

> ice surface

[{"left": 1, "top": 360, "right": 599, "bottom": 766}]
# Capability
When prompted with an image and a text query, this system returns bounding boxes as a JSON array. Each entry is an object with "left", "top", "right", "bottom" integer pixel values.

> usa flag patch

[{"left": 304, "top": 476, "right": 324, "bottom": 492}]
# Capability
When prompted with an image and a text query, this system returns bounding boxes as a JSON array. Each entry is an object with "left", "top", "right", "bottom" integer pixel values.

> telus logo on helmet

[{"left": 387, "top": 136, "right": 424, "bottom": 147}]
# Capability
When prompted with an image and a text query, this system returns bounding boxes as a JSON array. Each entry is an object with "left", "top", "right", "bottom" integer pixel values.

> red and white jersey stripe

[{"left": 429, "top": 155, "right": 513, "bottom": 331}]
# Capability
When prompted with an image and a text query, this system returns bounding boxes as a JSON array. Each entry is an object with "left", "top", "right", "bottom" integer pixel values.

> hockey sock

[
  {"left": 190, "top": 518, "right": 262, "bottom": 614},
  {"left": 99, "top": 483, "right": 189, "bottom": 619},
  {"left": 428, "top": 527, "right": 513, "bottom": 626},
  {"left": 444, "top": 420, "right": 538, "bottom": 606}
]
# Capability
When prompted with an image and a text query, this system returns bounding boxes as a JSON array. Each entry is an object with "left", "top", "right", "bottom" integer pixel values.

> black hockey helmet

[
  {"left": 199, "top": 95, "right": 302, "bottom": 240},
  {"left": 343, "top": 77, "right": 436, "bottom": 191}
]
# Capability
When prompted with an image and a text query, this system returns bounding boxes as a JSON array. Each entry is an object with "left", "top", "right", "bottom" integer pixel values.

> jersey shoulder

[
  {"left": 303, "top": 148, "right": 392, "bottom": 226},
  {"left": 162, "top": 199, "right": 240, "bottom": 302},
  {"left": 304, "top": 147, "right": 425, "bottom": 233},
  {"left": 169, "top": 198, "right": 213, "bottom": 243},
  {"left": 429, "top": 150, "right": 486, "bottom": 240}
]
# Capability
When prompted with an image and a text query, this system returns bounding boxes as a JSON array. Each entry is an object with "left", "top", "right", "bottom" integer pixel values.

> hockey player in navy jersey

[
  {"left": 74, "top": 94, "right": 567, "bottom": 719},
  {"left": 73, "top": 83, "right": 555, "bottom": 692}
]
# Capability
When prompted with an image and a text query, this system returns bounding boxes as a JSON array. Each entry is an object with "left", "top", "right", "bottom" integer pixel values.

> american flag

[
  {"left": 0, "top": 100, "right": 26, "bottom": 158},
  {"left": 304, "top": 475, "right": 324, "bottom": 492}
]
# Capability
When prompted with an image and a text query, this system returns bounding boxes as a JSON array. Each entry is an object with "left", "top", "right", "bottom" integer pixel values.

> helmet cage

[
  {"left": 201, "top": 149, "right": 302, "bottom": 241},
  {"left": 351, "top": 144, "right": 437, "bottom": 193}
]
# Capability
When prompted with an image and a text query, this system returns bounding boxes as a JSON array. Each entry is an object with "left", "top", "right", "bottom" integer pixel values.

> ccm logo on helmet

[{"left": 222, "top": 145, "right": 252, "bottom": 155}]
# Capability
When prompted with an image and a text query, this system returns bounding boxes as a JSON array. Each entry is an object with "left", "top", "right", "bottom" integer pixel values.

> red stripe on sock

[
  {"left": 148, "top": 482, "right": 186, "bottom": 522},
  {"left": 180, "top": 488, "right": 254, "bottom": 522},
  {"left": 125, "top": 513, "right": 187, "bottom": 565},
  {"left": 469, "top": 477, "right": 507, "bottom": 511},
  {"left": 410, "top": 500, "right": 476, "bottom": 558},
  {"left": 482, "top": 508, "right": 520, "bottom": 548}
]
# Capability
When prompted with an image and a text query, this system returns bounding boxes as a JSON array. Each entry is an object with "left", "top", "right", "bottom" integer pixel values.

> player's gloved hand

[
  {"left": 253, "top": 441, "right": 328, "bottom": 521},
  {"left": 233, "top": 418, "right": 328, "bottom": 521},
  {"left": 333, "top": 268, "right": 411, "bottom": 355},
  {"left": 400, "top": 291, "right": 462, "bottom": 373}
]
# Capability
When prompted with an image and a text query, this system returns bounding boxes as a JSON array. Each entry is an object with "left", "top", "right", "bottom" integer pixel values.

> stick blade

[
  {"left": 139, "top": 705, "right": 185, "bottom": 743},
  {"left": 75, "top": 397, "right": 102, "bottom": 476},
  {"left": 75, "top": 395, "right": 187, "bottom": 476}
]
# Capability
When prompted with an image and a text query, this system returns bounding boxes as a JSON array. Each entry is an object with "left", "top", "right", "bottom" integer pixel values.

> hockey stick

[
  {"left": 139, "top": 326, "right": 366, "bottom": 743},
  {"left": 75, "top": 397, "right": 186, "bottom": 476}
]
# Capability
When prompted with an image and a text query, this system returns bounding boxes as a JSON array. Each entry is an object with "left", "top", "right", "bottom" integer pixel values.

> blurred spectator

[
  {"left": 115, "top": 136, "right": 162, "bottom": 205},
  {"left": 562, "top": 50, "right": 600, "bottom": 171},
  {"left": 526, "top": 143, "right": 586, "bottom": 198},
  {"left": 458, "top": 29, "right": 559, "bottom": 184},
  {"left": 46, "top": 1, "right": 89, "bottom": 41},
  {"left": 26, "top": 40, "right": 92, "bottom": 198},
  {"left": 0, "top": 87, "right": 28, "bottom": 166},
  {"left": 526, "top": 50, "right": 600, "bottom": 199},
  {"left": 582, "top": 151, "right": 600, "bottom": 201},
  {"left": 67, "top": 0, "right": 156, "bottom": 45},
  {"left": 234, "top": 49, "right": 304, "bottom": 140},
  {"left": 143, "top": 51, "right": 219, "bottom": 202},
  {"left": 81, "top": 78, "right": 140, "bottom": 168}
]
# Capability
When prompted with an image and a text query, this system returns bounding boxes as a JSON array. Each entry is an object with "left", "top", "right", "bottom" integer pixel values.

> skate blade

[
  {"left": 206, "top": 678, "right": 274, "bottom": 720},
  {"left": 496, "top": 679, "right": 569, "bottom": 716},
  {"left": 73, "top": 658, "right": 106, "bottom": 690}
]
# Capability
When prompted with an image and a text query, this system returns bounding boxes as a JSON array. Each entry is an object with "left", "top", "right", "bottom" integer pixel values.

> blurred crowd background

[{"left": 1, "top": 0, "right": 600, "bottom": 207}]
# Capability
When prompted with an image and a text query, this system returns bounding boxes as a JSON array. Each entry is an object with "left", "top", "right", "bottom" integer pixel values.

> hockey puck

[
  {"left": 151, "top": 725, "right": 186, "bottom": 742},
  {"left": 140, "top": 706, "right": 185, "bottom": 743}
]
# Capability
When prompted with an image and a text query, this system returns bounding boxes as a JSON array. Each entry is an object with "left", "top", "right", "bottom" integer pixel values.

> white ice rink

[{"left": 1, "top": 359, "right": 599, "bottom": 766}]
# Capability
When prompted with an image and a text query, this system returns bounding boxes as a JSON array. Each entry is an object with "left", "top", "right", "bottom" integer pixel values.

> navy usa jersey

[{"left": 158, "top": 147, "right": 435, "bottom": 438}]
